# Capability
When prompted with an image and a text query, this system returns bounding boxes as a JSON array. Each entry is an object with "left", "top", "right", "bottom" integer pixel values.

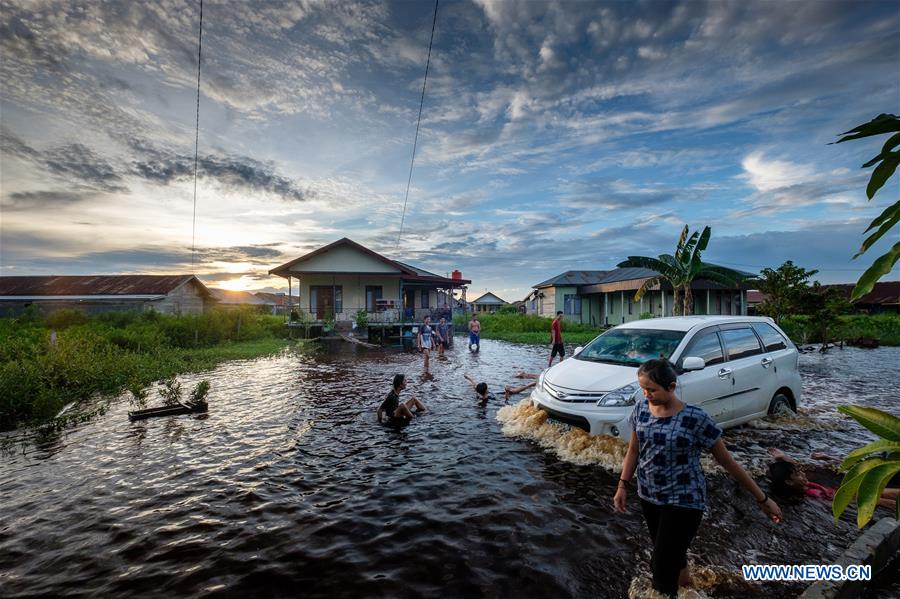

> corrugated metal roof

[
  {"left": 533, "top": 270, "right": 610, "bottom": 288},
  {"left": 533, "top": 264, "right": 757, "bottom": 289},
  {"left": 208, "top": 288, "right": 268, "bottom": 304},
  {"left": 393, "top": 260, "right": 441, "bottom": 278},
  {"left": 472, "top": 292, "right": 508, "bottom": 304},
  {"left": 0, "top": 275, "right": 207, "bottom": 297},
  {"left": 598, "top": 267, "right": 659, "bottom": 284},
  {"left": 254, "top": 292, "right": 299, "bottom": 305},
  {"left": 823, "top": 281, "right": 900, "bottom": 305}
]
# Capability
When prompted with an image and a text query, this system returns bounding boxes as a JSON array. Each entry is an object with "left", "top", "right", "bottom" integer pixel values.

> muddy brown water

[{"left": 1, "top": 341, "right": 898, "bottom": 598}]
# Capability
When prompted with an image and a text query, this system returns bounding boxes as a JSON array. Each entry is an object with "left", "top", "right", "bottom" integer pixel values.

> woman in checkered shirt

[{"left": 614, "top": 359, "right": 782, "bottom": 598}]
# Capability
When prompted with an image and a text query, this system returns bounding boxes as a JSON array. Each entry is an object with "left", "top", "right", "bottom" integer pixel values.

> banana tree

[
  {"left": 832, "top": 114, "right": 900, "bottom": 301},
  {"left": 833, "top": 405, "right": 900, "bottom": 528},
  {"left": 619, "top": 225, "right": 751, "bottom": 316}
]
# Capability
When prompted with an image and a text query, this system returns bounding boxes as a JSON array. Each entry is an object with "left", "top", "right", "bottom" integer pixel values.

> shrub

[
  {"left": 43, "top": 308, "right": 89, "bottom": 330},
  {"left": 158, "top": 376, "right": 183, "bottom": 406},
  {"left": 190, "top": 380, "right": 210, "bottom": 404}
]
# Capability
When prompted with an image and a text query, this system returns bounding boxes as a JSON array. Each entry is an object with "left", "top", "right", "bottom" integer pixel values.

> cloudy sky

[{"left": 1, "top": 0, "right": 898, "bottom": 300}]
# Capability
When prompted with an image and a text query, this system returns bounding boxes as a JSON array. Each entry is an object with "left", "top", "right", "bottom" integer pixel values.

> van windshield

[{"left": 576, "top": 328, "right": 685, "bottom": 366}]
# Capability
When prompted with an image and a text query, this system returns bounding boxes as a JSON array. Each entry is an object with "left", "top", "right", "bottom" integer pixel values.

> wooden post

[{"left": 604, "top": 293, "right": 609, "bottom": 325}]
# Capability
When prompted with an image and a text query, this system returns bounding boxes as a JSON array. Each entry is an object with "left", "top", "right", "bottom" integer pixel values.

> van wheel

[{"left": 768, "top": 393, "right": 793, "bottom": 416}]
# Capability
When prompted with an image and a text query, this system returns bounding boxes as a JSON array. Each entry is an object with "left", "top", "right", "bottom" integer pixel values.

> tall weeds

[{"left": 0, "top": 308, "right": 290, "bottom": 430}]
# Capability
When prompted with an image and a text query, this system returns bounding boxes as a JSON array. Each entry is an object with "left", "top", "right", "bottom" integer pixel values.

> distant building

[
  {"left": 268, "top": 237, "right": 471, "bottom": 323},
  {"left": 254, "top": 292, "right": 300, "bottom": 315},
  {"left": 746, "top": 290, "right": 767, "bottom": 315},
  {"left": 823, "top": 281, "right": 899, "bottom": 313},
  {"left": 207, "top": 288, "right": 269, "bottom": 311},
  {"left": 531, "top": 265, "right": 755, "bottom": 325},
  {"left": 0, "top": 275, "right": 212, "bottom": 316},
  {"left": 746, "top": 281, "right": 899, "bottom": 315},
  {"left": 471, "top": 292, "right": 509, "bottom": 314}
]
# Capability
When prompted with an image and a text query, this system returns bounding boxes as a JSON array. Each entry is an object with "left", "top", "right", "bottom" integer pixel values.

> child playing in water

[
  {"left": 418, "top": 316, "right": 435, "bottom": 371},
  {"left": 504, "top": 371, "right": 538, "bottom": 400},
  {"left": 767, "top": 448, "right": 900, "bottom": 508},
  {"left": 436, "top": 317, "right": 450, "bottom": 356},
  {"left": 464, "top": 373, "right": 496, "bottom": 406},
  {"left": 377, "top": 374, "right": 426, "bottom": 425},
  {"left": 614, "top": 359, "right": 782, "bottom": 598},
  {"left": 464, "top": 372, "right": 539, "bottom": 405}
]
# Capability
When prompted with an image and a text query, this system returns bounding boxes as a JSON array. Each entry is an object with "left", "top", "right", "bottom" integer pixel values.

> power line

[
  {"left": 191, "top": 0, "right": 203, "bottom": 273},
  {"left": 709, "top": 260, "right": 898, "bottom": 272},
  {"left": 397, "top": 0, "right": 439, "bottom": 249}
]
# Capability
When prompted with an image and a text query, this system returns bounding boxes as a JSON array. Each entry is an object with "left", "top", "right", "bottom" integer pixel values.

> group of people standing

[
  {"left": 411, "top": 313, "right": 488, "bottom": 372},
  {"left": 416, "top": 308, "right": 567, "bottom": 371}
]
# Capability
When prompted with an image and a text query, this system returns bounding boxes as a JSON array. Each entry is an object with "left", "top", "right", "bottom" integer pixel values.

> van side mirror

[
  {"left": 574, "top": 346, "right": 584, "bottom": 355},
  {"left": 681, "top": 356, "right": 705, "bottom": 371}
]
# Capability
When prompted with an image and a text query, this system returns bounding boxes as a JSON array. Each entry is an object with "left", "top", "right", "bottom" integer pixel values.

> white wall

[{"left": 288, "top": 245, "right": 402, "bottom": 274}]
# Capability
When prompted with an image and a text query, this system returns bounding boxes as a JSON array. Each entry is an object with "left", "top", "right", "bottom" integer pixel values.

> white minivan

[{"left": 530, "top": 316, "right": 801, "bottom": 440}]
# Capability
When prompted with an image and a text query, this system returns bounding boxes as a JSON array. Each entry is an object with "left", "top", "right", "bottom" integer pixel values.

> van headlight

[{"left": 598, "top": 383, "right": 638, "bottom": 407}]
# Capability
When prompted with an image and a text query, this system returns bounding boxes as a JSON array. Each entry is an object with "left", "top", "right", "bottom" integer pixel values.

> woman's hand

[
  {"left": 613, "top": 486, "right": 628, "bottom": 513},
  {"left": 760, "top": 498, "right": 783, "bottom": 524}
]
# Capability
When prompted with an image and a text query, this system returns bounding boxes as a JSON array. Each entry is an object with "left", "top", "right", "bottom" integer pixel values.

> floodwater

[{"left": 1, "top": 340, "right": 898, "bottom": 598}]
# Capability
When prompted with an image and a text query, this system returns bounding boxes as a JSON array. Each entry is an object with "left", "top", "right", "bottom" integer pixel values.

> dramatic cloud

[
  {"left": 1, "top": 129, "right": 125, "bottom": 192},
  {"left": 1, "top": 0, "right": 898, "bottom": 296},
  {"left": 131, "top": 149, "right": 315, "bottom": 203}
]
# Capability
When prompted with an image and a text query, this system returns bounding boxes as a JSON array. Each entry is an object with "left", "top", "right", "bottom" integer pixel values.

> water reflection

[{"left": 0, "top": 342, "right": 897, "bottom": 597}]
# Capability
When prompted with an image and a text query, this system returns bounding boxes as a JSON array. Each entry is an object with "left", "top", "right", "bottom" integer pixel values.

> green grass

[
  {"left": 453, "top": 312, "right": 604, "bottom": 345},
  {"left": 0, "top": 308, "right": 293, "bottom": 431},
  {"left": 454, "top": 311, "right": 900, "bottom": 347},
  {"left": 779, "top": 313, "right": 900, "bottom": 345}
]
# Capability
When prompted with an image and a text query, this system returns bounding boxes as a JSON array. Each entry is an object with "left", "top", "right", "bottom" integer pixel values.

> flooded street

[{"left": 1, "top": 341, "right": 898, "bottom": 598}]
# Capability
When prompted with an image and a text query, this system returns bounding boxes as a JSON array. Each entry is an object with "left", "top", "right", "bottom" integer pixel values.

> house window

[
  {"left": 563, "top": 294, "right": 581, "bottom": 315},
  {"left": 366, "top": 286, "right": 383, "bottom": 312},
  {"left": 421, "top": 289, "right": 429, "bottom": 308},
  {"left": 627, "top": 296, "right": 633, "bottom": 315},
  {"left": 335, "top": 287, "right": 342, "bottom": 314}
]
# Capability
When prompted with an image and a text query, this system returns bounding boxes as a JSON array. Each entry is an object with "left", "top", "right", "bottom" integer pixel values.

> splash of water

[
  {"left": 496, "top": 400, "right": 762, "bottom": 476},
  {"left": 496, "top": 399, "right": 628, "bottom": 470},
  {"left": 746, "top": 407, "right": 840, "bottom": 432},
  {"left": 627, "top": 562, "right": 750, "bottom": 599}
]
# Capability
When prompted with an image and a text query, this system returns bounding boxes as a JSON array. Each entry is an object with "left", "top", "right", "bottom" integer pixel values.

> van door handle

[
  {"left": 717, "top": 368, "right": 733, "bottom": 379},
  {"left": 761, "top": 357, "right": 773, "bottom": 368}
]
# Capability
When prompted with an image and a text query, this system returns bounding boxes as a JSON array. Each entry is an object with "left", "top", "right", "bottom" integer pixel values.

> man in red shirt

[{"left": 549, "top": 310, "right": 564, "bottom": 366}]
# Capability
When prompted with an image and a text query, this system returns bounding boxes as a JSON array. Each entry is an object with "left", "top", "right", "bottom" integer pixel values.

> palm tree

[{"left": 618, "top": 225, "right": 751, "bottom": 316}]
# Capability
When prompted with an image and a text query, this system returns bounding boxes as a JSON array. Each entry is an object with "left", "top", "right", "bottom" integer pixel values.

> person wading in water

[
  {"left": 548, "top": 310, "right": 564, "bottom": 367},
  {"left": 614, "top": 358, "right": 782, "bottom": 597}
]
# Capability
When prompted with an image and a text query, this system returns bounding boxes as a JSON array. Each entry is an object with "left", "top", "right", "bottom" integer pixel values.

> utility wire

[
  {"left": 191, "top": 0, "right": 203, "bottom": 273},
  {"left": 397, "top": 0, "right": 439, "bottom": 249}
]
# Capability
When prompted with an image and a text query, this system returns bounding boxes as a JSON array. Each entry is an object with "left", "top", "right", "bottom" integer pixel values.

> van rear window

[
  {"left": 751, "top": 322, "right": 788, "bottom": 352},
  {"left": 720, "top": 327, "right": 763, "bottom": 360}
]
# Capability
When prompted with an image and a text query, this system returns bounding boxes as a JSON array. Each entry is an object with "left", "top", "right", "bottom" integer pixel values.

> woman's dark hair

[
  {"left": 475, "top": 382, "right": 488, "bottom": 396},
  {"left": 392, "top": 374, "right": 405, "bottom": 389},
  {"left": 768, "top": 460, "right": 798, "bottom": 496},
  {"left": 637, "top": 358, "right": 678, "bottom": 389}
]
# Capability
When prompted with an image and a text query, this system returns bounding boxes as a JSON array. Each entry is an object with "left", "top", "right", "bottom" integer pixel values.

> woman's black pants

[{"left": 640, "top": 499, "right": 704, "bottom": 597}]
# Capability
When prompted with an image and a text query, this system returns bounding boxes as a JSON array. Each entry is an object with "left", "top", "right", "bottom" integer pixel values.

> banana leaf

[
  {"left": 856, "top": 462, "right": 900, "bottom": 528},
  {"left": 837, "top": 405, "right": 900, "bottom": 442}
]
